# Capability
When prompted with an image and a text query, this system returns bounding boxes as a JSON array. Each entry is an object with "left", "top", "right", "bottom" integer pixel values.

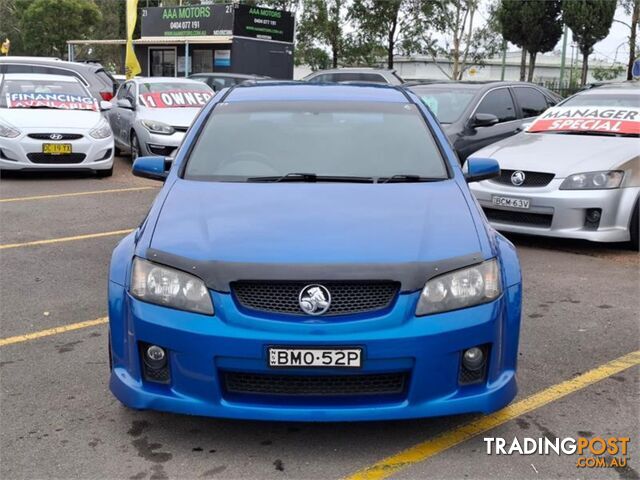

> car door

[
  {"left": 115, "top": 82, "right": 137, "bottom": 148},
  {"left": 458, "top": 87, "right": 520, "bottom": 160}
]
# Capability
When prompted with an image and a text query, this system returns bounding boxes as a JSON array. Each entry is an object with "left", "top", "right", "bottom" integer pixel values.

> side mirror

[
  {"left": 465, "top": 157, "right": 500, "bottom": 183},
  {"left": 471, "top": 113, "right": 499, "bottom": 128},
  {"left": 99, "top": 100, "right": 113, "bottom": 111},
  {"left": 116, "top": 98, "right": 134, "bottom": 110},
  {"left": 132, "top": 156, "right": 171, "bottom": 181}
]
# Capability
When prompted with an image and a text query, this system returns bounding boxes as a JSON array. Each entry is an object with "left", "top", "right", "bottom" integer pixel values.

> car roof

[
  {"left": 132, "top": 77, "right": 205, "bottom": 84},
  {"left": 0, "top": 56, "right": 103, "bottom": 71},
  {"left": 310, "top": 68, "right": 396, "bottom": 73},
  {"left": 408, "top": 80, "right": 535, "bottom": 89},
  {"left": 190, "top": 72, "right": 268, "bottom": 79},
  {"left": 224, "top": 83, "right": 408, "bottom": 103},
  {"left": 0, "top": 73, "right": 81, "bottom": 83},
  {"left": 581, "top": 81, "right": 640, "bottom": 92}
]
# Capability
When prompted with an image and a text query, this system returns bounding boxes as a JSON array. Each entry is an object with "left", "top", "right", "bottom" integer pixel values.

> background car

[
  {"left": 189, "top": 72, "right": 270, "bottom": 92},
  {"left": 107, "top": 77, "right": 213, "bottom": 160},
  {"left": 408, "top": 81, "right": 562, "bottom": 162},
  {"left": 0, "top": 73, "right": 114, "bottom": 176},
  {"left": 0, "top": 56, "right": 117, "bottom": 102},
  {"left": 303, "top": 67, "right": 404, "bottom": 85},
  {"left": 469, "top": 81, "right": 639, "bottom": 249}
]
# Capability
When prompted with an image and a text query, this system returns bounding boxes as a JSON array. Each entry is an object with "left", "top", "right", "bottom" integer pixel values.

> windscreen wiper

[
  {"left": 377, "top": 174, "right": 445, "bottom": 184},
  {"left": 247, "top": 172, "right": 374, "bottom": 183}
]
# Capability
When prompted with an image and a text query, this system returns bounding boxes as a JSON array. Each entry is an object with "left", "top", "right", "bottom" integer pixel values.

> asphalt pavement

[{"left": 1, "top": 157, "right": 638, "bottom": 480}]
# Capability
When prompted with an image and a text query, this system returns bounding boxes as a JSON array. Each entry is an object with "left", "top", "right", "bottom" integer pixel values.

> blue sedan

[{"left": 108, "top": 83, "right": 522, "bottom": 422}]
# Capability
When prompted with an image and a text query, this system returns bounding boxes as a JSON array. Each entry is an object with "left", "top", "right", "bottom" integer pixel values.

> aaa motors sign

[
  {"left": 139, "top": 90, "right": 212, "bottom": 108},
  {"left": 528, "top": 106, "right": 640, "bottom": 134}
]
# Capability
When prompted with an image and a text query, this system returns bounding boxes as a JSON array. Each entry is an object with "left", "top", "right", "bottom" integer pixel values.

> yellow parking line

[
  {"left": 346, "top": 350, "right": 640, "bottom": 480},
  {"left": 0, "top": 186, "right": 157, "bottom": 203},
  {"left": 0, "top": 229, "right": 133, "bottom": 250},
  {"left": 0, "top": 317, "right": 108, "bottom": 347}
]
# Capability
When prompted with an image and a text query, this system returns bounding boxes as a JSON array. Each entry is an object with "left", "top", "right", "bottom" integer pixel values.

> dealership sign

[
  {"left": 233, "top": 5, "right": 294, "bottom": 42},
  {"left": 141, "top": 5, "right": 233, "bottom": 37},
  {"left": 528, "top": 106, "right": 640, "bottom": 134}
]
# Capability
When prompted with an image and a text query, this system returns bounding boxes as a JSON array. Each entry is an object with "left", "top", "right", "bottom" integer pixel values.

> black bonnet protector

[{"left": 145, "top": 248, "right": 484, "bottom": 293}]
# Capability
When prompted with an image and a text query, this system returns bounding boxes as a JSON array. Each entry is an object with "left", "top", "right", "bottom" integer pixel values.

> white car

[
  {"left": 470, "top": 82, "right": 639, "bottom": 249},
  {"left": 0, "top": 73, "right": 114, "bottom": 176}
]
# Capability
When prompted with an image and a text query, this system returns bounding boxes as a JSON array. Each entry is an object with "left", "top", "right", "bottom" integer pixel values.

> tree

[
  {"left": 348, "top": 0, "right": 424, "bottom": 69},
  {"left": 0, "top": 0, "right": 27, "bottom": 55},
  {"left": 423, "top": 0, "right": 501, "bottom": 80},
  {"left": 563, "top": 0, "right": 616, "bottom": 85},
  {"left": 619, "top": 0, "right": 640, "bottom": 80},
  {"left": 297, "top": 0, "right": 350, "bottom": 68},
  {"left": 20, "top": 0, "right": 102, "bottom": 57},
  {"left": 496, "top": 0, "right": 562, "bottom": 82}
]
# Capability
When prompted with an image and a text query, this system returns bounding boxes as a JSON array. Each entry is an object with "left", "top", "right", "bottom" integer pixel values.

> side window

[
  {"left": 308, "top": 73, "right": 331, "bottom": 84},
  {"left": 476, "top": 88, "right": 516, "bottom": 123},
  {"left": 4, "top": 64, "right": 32, "bottom": 73},
  {"left": 513, "top": 87, "right": 548, "bottom": 117},
  {"left": 116, "top": 83, "right": 128, "bottom": 100}
]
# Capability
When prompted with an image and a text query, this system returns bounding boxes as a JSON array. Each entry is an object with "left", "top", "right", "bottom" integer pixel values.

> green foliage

[
  {"left": 591, "top": 63, "right": 625, "bottom": 81},
  {"left": 563, "top": 0, "right": 616, "bottom": 84},
  {"left": 495, "top": 0, "right": 562, "bottom": 81},
  {"left": 19, "top": 0, "right": 102, "bottom": 56},
  {"left": 297, "top": 0, "right": 349, "bottom": 68},
  {"left": 423, "top": 0, "right": 501, "bottom": 80}
]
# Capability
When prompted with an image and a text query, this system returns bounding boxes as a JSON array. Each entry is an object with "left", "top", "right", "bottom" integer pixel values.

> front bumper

[
  {"left": 471, "top": 180, "right": 639, "bottom": 243},
  {"left": 137, "top": 128, "right": 185, "bottom": 157},
  {"left": 0, "top": 131, "right": 114, "bottom": 171},
  {"left": 109, "top": 282, "right": 522, "bottom": 422}
]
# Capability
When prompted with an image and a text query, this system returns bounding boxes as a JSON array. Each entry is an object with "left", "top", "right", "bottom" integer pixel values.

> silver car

[
  {"left": 108, "top": 77, "right": 213, "bottom": 160},
  {"left": 469, "top": 82, "right": 639, "bottom": 249}
]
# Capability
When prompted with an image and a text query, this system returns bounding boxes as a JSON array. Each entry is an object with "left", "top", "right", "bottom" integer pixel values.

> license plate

[
  {"left": 43, "top": 143, "right": 72, "bottom": 155},
  {"left": 268, "top": 347, "right": 362, "bottom": 368},
  {"left": 492, "top": 195, "right": 530, "bottom": 209}
]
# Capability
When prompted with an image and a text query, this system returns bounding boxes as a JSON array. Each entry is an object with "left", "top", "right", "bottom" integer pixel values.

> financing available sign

[
  {"left": 6, "top": 92, "right": 98, "bottom": 111},
  {"left": 527, "top": 106, "right": 640, "bottom": 135},
  {"left": 138, "top": 90, "right": 213, "bottom": 108}
]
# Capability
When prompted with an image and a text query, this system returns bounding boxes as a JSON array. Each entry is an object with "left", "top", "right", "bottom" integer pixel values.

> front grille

[
  {"left": 232, "top": 281, "right": 399, "bottom": 316},
  {"left": 223, "top": 371, "right": 409, "bottom": 396},
  {"left": 27, "top": 153, "right": 86, "bottom": 164},
  {"left": 28, "top": 133, "right": 83, "bottom": 140},
  {"left": 491, "top": 169, "right": 555, "bottom": 187},
  {"left": 484, "top": 207, "right": 553, "bottom": 228}
]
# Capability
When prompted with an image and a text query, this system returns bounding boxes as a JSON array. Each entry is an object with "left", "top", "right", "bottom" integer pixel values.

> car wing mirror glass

[
  {"left": 465, "top": 157, "right": 500, "bottom": 183},
  {"left": 471, "top": 113, "right": 499, "bottom": 128},
  {"left": 132, "top": 156, "right": 171, "bottom": 181}
]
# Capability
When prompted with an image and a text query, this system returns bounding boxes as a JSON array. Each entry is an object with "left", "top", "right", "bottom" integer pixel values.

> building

[{"left": 68, "top": 4, "right": 294, "bottom": 79}]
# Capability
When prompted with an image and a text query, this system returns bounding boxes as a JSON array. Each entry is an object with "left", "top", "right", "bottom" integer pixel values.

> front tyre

[
  {"left": 630, "top": 200, "right": 639, "bottom": 251},
  {"left": 96, "top": 166, "right": 113, "bottom": 178},
  {"left": 130, "top": 131, "right": 140, "bottom": 162}
]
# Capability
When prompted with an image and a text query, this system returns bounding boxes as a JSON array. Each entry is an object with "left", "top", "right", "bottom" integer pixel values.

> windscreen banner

[
  {"left": 527, "top": 106, "right": 640, "bottom": 134},
  {"left": 138, "top": 90, "right": 213, "bottom": 108},
  {"left": 6, "top": 92, "right": 98, "bottom": 111}
]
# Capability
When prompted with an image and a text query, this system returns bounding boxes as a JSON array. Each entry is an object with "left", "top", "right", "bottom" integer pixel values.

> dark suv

[{"left": 408, "top": 81, "right": 561, "bottom": 162}]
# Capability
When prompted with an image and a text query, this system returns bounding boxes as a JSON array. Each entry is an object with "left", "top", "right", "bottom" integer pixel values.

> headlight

[
  {"left": 0, "top": 121, "right": 20, "bottom": 138},
  {"left": 416, "top": 259, "right": 501, "bottom": 316},
  {"left": 141, "top": 119, "right": 175, "bottom": 135},
  {"left": 89, "top": 119, "right": 112, "bottom": 139},
  {"left": 130, "top": 257, "right": 214, "bottom": 315},
  {"left": 560, "top": 171, "right": 624, "bottom": 190}
]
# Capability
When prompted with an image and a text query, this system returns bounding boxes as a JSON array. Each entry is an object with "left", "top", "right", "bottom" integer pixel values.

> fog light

[
  {"left": 584, "top": 208, "right": 602, "bottom": 230},
  {"left": 144, "top": 345, "right": 166, "bottom": 369},
  {"left": 462, "top": 347, "right": 485, "bottom": 371}
]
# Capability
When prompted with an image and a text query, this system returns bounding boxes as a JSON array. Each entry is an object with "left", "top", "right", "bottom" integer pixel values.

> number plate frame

[
  {"left": 491, "top": 195, "right": 531, "bottom": 210},
  {"left": 267, "top": 346, "right": 363, "bottom": 369},
  {"left": 42, "top": 143, "right": 72, "bottom": 155}
]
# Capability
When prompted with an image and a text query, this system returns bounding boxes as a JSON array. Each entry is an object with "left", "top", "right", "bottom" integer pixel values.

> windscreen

[
  {"left": 0, "top": 79, "right": 97, "bottom": 110},
  {"left": 138, "top": 82, "right": 213, "bottom": 108},
  {"left": 413, "top": 88, "right": 476, "bottom": 123},
  {"left": 184, "top": 101, "right": 449, "bottom": 181}
]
